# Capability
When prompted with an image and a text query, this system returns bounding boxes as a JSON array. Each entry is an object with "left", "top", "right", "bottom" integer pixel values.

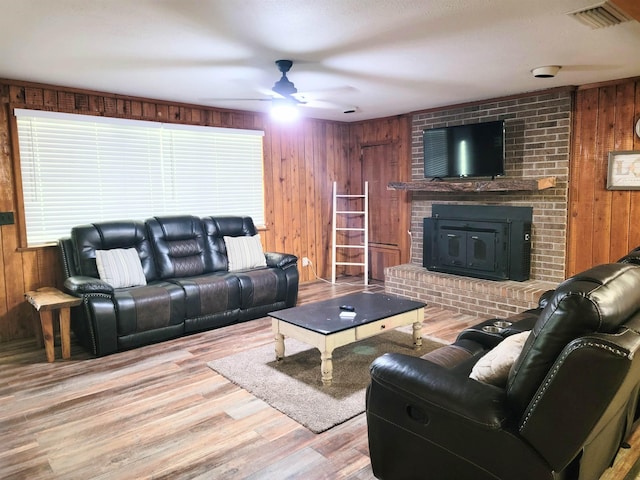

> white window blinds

[{"left": 15, "top": 109, "right": 265, "bottom": 246}]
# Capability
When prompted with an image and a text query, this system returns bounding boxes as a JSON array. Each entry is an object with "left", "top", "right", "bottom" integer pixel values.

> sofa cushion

[
  {"left": 114, "top": 281, "right": 186, "bottom": 337},
  {"left": 236, "top": 268, "right": 287, "bottom": 308},
  {"left": 169, "top": 273, "right": 241, "bottom": 320},
  {"left": 470, "top": 331, "right": 530, "bottom": 387},
  {"left": 71, "top": 220, "right": 156, "bottom": 280},
  {"left": 224, "top": 234, "right": 267, "bottom": 271},
  {"left": 421, "top": 344, "right": 474, "bottom": 368},
  {"left": 420, "top": 339, "right": 486, "bottom": 372},
  {"left": 146, "top": 215, "right": 208, "bottom": 279},
  {"left": 96, "top": 248, "right": 147, "bottom": 288},
  {"left": 202, "top": 216, "right": 259, "bottom": 272}
]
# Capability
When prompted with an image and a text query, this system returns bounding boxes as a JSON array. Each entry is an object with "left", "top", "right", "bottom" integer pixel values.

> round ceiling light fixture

[{"left": 531, "top": 65, "right": 561, "bottom": 78}]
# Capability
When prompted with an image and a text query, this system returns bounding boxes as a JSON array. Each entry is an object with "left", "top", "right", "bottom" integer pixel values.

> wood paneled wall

[
  {"left": 4, "top": 76, "right": 635, "bottom": 343},
  {"left": 0, "top": 79, "right": 359, "bottom": 342},
  {"left": 567, "top": 77, "right": 640, "bottom": 275}
]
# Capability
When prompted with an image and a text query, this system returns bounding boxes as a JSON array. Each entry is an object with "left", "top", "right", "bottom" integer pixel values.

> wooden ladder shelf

[{"left": 331, "top": 181, "right": 369, "bottom": 285}]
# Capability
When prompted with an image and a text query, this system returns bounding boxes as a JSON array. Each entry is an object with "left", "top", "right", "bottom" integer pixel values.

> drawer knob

[{"left": 381, "top": 324, "right": 386, "bottom": 329}]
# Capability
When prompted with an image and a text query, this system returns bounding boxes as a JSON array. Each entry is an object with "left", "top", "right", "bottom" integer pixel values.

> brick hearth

[{"left": 386, "top": 264, "right": 557, "bottom": 320}]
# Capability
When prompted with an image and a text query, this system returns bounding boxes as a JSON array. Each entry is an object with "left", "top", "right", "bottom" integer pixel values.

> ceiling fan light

[{"left": 270, "top": 101, "right": 299, "bottom": 121}]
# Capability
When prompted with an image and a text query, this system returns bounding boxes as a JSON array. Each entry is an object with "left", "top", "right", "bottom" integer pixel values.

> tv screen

[{"left": 423, "top": 120, "right": 505, "bottom": 179}]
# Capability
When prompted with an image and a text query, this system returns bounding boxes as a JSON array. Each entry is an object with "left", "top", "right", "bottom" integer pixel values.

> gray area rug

[{"left": 207, "top": 330, "right": 446, "bottom": 433}]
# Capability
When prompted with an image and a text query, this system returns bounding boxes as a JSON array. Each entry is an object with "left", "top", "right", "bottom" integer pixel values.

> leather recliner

[{"left": 366, "top": 262, "right": 640, "bottom": 480}]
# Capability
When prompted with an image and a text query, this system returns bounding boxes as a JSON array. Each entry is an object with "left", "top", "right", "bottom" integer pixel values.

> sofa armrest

[
  {"left": 58, "top": 237, "right": 79, "bottom": 278},
  {"left": 369, "top": 352, "right": 507, "bottom": 429},
  {"left": 264, "top": 252, "right": 299, "bottom": 307},
  {"left": 265, "top": 252, "right": 298, "bottom": 269},
  {"left": 64, "top": 276, "right": 114, "bottom": 295}
]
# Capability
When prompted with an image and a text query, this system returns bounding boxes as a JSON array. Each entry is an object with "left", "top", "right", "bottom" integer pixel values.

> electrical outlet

[{"left": 302, "top": 256, "right": 310, "bottom": 267}]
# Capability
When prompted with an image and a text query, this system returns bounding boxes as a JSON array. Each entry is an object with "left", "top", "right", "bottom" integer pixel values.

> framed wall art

[{"left": 607, "top": 151, "right": 640, "bottom": 190}]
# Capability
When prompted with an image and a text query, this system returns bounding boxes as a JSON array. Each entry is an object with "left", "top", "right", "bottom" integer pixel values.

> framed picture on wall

[{"left": 607, "top": 151, "right": 640, "bottom": 190}]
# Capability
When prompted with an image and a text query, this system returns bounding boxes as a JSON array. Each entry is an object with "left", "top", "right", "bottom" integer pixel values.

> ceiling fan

[
  {"left": 202, "top": 60, "right": 307, "bottom": 104},
  {"left": 203, "top": 59, "right": 357, "bottom": 115},
  {"left": 268, "top": 60, "right": 306, "bottom": 119},
  {"left": 270, "top": 59, "right": 304, "bottom": 103}
]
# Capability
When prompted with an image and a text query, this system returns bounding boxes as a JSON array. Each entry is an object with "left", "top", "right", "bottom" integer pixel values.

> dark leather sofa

[
  {"left": 59, "top": 215, "right": 298, "bottom": 356},
  {"left": 366, "top": 262, "right": 640, "bottom": 480}
]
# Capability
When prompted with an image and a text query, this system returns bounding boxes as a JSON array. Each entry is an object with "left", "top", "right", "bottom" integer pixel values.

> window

[{"left": 15, "top": 109, "right": 265, "bottom": 246}]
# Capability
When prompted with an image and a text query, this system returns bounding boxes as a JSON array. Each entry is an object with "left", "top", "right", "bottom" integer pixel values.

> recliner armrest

[
  {"left": 369, "top": 352, "right": 508, "bottom": 429},
  {"left": 265, "top": 252, "right": 298, "bottom": 269},
  {"left": 537, "top": 289, "right": 554, "bottom": 309},
  {"left": 367, "top": 352, "right": 557, "bottom": 480},
  {"left": 457, "top": 309, "right": 540, "bottom": 348},
  {"left": 64, "top": 276, "right": 114, "bottom": 295}
]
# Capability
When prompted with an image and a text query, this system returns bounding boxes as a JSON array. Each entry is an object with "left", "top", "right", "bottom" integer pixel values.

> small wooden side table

[{"left": 25, "top": 287, "right": 81, "bottom": 362}]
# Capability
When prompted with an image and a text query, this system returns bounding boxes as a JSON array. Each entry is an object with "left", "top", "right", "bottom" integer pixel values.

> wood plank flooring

[{"left": 1, "top": 279, "right": 639, "bottom": 479}]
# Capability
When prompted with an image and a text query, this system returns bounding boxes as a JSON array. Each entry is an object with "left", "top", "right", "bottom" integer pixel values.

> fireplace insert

[{"left": 423, "top": 205, "right": 532, "bottom": 281}]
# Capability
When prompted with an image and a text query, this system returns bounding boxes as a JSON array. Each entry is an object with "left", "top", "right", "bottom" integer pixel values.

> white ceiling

[{"left": 1, "top": 0, "right": 639, "bottom": 122}]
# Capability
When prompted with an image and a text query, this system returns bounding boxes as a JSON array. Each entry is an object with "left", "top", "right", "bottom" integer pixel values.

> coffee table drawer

[{"left": 355, "top": 312, "right": 418, "bottom": 340}]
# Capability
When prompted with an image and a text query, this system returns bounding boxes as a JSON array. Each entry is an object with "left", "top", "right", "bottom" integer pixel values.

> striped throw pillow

[
  {"left": 95, "top": 248, "right": 147, "bottom": 288},
  {"left": 224, "top": 234, "right": 267, "bottom": 272}
]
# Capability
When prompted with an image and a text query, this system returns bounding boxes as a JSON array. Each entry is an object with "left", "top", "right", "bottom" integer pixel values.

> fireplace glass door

[
  {"left": 438, "top": 228, "right": 497, "bottom": 272},
  {"left": 466, "top": 231, "right": 496, "bottom": 272},
  {"left": 439, "top": 229, "right": 463, "bottom": 266}
]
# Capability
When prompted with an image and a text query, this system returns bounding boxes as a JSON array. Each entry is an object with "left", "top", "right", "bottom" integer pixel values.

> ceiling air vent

[{"left": 569, "top": 1, "right": 633, "bottom": 29}]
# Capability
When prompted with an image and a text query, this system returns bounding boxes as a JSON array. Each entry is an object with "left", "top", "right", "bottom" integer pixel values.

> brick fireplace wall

[{"left": 386, "top": 89, "right": 572, "bottom": 318}]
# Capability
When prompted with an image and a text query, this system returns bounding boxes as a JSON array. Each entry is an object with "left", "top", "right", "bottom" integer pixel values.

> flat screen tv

[{"left": 423, "top": 120, "right": 505, "bottom": 179}]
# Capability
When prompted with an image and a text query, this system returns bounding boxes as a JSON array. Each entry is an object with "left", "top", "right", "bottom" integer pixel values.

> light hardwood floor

[{"left": 1, "top": 279, "right": 639, "bottom": 479}]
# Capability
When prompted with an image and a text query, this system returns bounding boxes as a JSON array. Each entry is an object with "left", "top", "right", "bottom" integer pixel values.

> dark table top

[{"left": 268, "top": 292, "right": 425, "bottom": 335}]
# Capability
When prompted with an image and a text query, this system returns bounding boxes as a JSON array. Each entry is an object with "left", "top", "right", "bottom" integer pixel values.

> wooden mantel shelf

[{"left": 388, "top": 176, "right": 556, "bottom": 193}]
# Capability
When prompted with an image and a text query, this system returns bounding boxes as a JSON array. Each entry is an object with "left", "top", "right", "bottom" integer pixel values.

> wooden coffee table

[{"left": 269, "top": 292, "right": 425, "bottom": 386}]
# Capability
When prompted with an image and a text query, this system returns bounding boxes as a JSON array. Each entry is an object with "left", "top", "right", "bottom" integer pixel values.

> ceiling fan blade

[
  {"left": 300, "top": 99, "right": 359, "bottom": 112},
  {"left": 200, "top": 97, "right": 272, "bottom": 102},
  {"left": 282, "top": 94, "right": 306, "bottom": 105},
  {"left": 295, "top": 85, "right": 358, "bottom": 99}
]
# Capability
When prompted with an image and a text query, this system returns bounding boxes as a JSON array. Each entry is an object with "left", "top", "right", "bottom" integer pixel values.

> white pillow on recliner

[
  {"left": 224, "top": 234, "right": 267, "bottom": 271},
  {"left": 95, "top": 248, "right": 147, "bottom": 288},
  {"left": 469, "top": 331, "right": 530, "bottom": 387}
]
